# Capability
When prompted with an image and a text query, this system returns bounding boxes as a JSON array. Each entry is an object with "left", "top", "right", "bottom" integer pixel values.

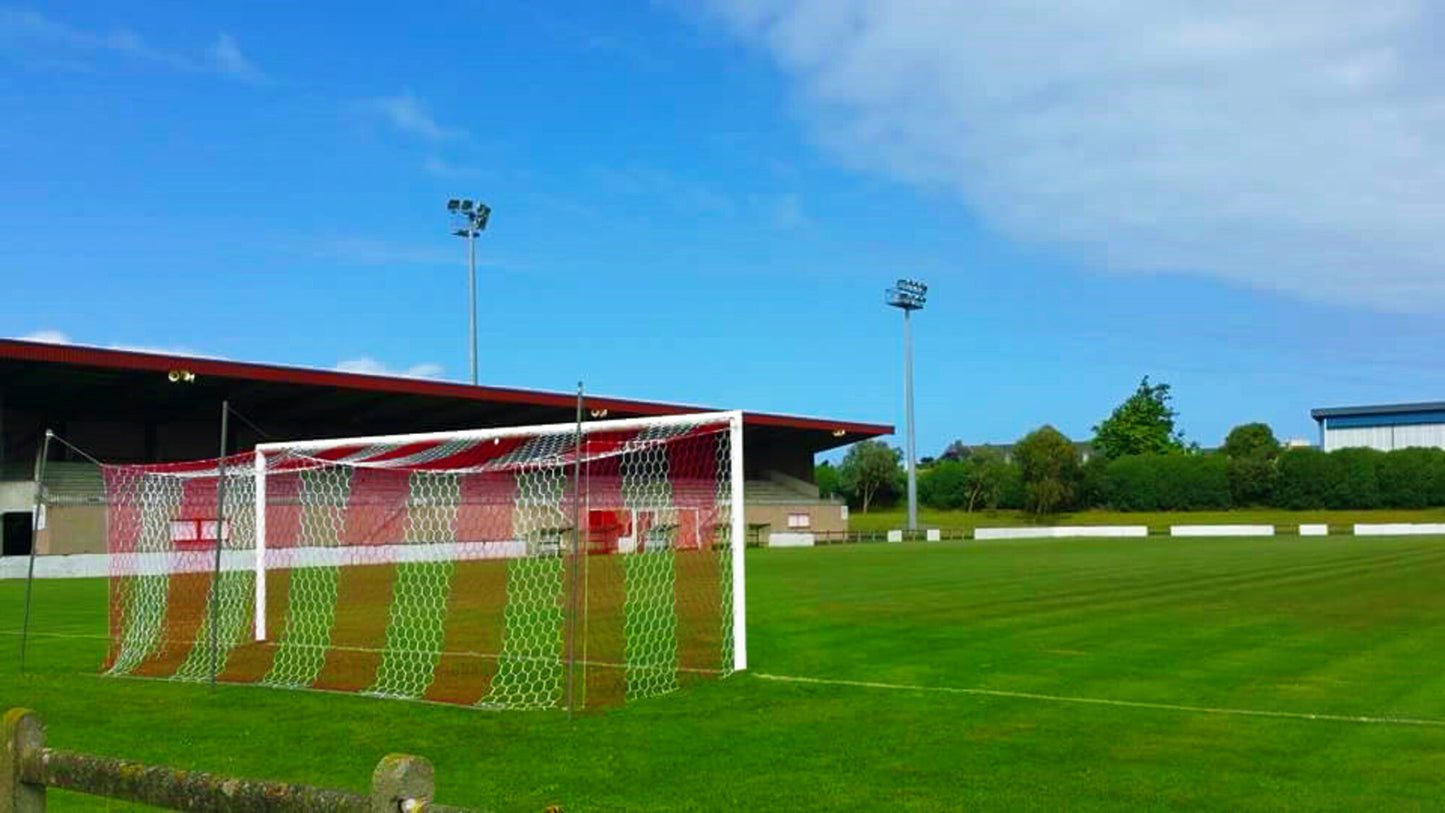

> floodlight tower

[
  {"left": 886, "top": 278, "right": 927, "bottom": 533},
  {"left": 447, "top": 198, "right": 492, "bottom": 385}
]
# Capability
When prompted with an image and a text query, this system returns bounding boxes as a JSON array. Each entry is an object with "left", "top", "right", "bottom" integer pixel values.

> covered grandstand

[{"left": 0, "top": 338, "right": 890, "bottom": 555}]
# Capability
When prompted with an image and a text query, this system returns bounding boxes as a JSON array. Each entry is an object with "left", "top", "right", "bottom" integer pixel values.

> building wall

[
  {"left": 35, "top": 505, "right": 105, "bottom": 555},
  {"left": 1323, "top": 423, "right": 1445, "bottom": 452},
  {"left": 745, "top": 503, "right": 848, "bottom": 537}
]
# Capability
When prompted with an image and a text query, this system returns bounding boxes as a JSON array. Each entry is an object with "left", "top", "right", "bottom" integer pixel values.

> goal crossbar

[{"left": 249, "top": 410, "right": 747, "bottom": 681}]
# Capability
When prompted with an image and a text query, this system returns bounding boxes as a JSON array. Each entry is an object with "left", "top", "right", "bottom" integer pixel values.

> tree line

[{"left": 819, "top": 377, "right": 1445, "bottom": 514}]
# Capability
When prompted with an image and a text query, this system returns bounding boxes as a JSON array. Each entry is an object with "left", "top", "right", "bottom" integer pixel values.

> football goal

[{"left": 101, "top": 411, "right": 745, "bottom": 711}]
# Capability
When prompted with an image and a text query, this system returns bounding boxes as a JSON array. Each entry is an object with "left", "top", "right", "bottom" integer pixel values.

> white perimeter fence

[{"left": 7, "top": 525, "right": 1445, "bottom": 574}]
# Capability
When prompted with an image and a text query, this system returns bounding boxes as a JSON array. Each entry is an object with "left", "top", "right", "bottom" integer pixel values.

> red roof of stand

[{"left": 0, "top": 339, "right": 891, "bottom": 451}]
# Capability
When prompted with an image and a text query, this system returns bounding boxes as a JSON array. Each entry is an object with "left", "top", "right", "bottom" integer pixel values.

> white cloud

[
  {"left": 699, "top": 1, "right": 1445, "bottom": 312},
  {"left": 0, "top": 9, "right": 183, "bottom": 66},
  {"left": 362, "top": 91, "right": 467, "bottom": 141},
  {"left": 315, "top": 238, "right": 464, "bottom": 267},
  {"left": 590, "top": 165, "right": 734, "bottom": 214},
  {"left": 335, "top": 357, "right": 445, "bottom": 380},
  {"left": 20, "top": 329, "right": 71, "bottom": 344},
  {"left": 13, "top": 330, "right": 218, "bottom": 358},
  {"left": 207, "top": 33, "right": 265, "bottom": 83},
  {"left": 1, "top": 10, "right": 267, "bottom": 81},
  {"left": 769, "top": 193, "right": 810, "bottom": 230},
  {"left": 422, "top": 156, "right": 488, "bottom": 179}
]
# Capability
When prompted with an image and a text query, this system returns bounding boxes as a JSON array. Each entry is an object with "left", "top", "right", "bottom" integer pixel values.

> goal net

[{"left": 102, "top": 411, "right": 745, "bottom": 710}]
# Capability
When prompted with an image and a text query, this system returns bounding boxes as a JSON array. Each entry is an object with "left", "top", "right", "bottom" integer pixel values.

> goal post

[{"left": 104, "top": 410, "right": 745, "bottom": 710}]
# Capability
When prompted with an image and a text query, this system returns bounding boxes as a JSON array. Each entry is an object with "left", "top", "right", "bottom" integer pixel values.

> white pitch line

[
  {"left": 754, "top": 673, "right": 1445, "bottom": 728},
  {"left": 0, "top": 630, "right": 110, "bottom": 641}
]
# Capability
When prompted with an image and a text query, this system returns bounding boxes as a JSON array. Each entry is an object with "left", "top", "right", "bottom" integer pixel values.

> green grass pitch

[{"left": 5, "top": 535, "right": 1445, "bottom": 810}]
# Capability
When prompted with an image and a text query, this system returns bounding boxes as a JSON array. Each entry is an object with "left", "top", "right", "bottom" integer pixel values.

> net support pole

[
  {"left": 253, "top": 449, "right": 266, "bottom": 642},
  {"left": 729, "top": 412, "right": 747, "bottom": 672},
  {"left": 565, "top": 383, "right": 584, "bottom": 721},
  {"left": 19, "top": 430, "right": 52, "bottom": 675},
  {"left": 210, "top": 401, "right": 229, "bottom": 684}
]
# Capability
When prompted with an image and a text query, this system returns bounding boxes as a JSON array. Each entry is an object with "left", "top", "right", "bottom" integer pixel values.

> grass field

[
  {"left": 6, "top": 536, "right": 1445, "bottom": 809},
  {"left": 848, "top": 506, "right": 1445, "bottom": 534}
]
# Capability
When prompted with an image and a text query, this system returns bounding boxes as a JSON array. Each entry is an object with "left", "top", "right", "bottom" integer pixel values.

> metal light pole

[
  {"left": 886, "top": 278, "right": 927, "bottom": 533},
  {"left": 447, "top": 198, "right": 492, "bottom": 385}
]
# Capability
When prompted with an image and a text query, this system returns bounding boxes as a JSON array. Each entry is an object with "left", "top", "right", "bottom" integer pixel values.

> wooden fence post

[
  {"left": 371, "top": 754, "right": 433, "bottom": 813},
  {"left": 2, "top": 708, "right": 45, "bottom": 812}
]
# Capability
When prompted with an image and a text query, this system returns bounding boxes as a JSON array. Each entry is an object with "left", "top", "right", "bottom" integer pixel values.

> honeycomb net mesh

[{"left": 102, "top": 416, "right": 736, "bottom": 710}]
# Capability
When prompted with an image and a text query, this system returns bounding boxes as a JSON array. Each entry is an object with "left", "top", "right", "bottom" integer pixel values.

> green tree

[
  {"left": 1014, "top": 425, "right": 1080, "bottom": 515},
  {"left": 1222, "top": 423, "right": 1280, "bottom": 506},
  {"left": 1222, "top": 423, "right": 1280, "bottom": 460},
  {"left": 919, "top": 460, "right": 967, "bottom": 509},
  {"left": 814, "top": 461, "right": 841, "bottom": 500},
  {"left": 963, "top": 449, "right": 1011, "bottom": 511},
  {"left": 837, "top": 440, "right": 902, "bottom": 513},
  {"left": 1092, "top": 376, "right": 1186, "bottom": 461}
]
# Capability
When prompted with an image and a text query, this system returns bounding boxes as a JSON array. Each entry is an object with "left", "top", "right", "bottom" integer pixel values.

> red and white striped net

[{"left": 103, "top": 416, "right": 736, "bottom": 710}]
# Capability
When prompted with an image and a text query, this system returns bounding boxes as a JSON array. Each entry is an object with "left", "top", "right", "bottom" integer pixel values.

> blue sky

[{"left": 5, "top": 1, "right": 1445, "bottom": 460}]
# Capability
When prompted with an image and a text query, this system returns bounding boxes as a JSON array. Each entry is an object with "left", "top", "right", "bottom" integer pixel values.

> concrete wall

[
  {"left": 0, "top": 481, "right": 33, "bottom": 513},
  {"left": 1171, "top": 524, "right": 1274, "bottom": 537},
  {"left": 1354, "top": 523, "right": 1445, "bottom": 535},
  {"left": 975, "top": 526, "right": 1147, "bottom": 540}
]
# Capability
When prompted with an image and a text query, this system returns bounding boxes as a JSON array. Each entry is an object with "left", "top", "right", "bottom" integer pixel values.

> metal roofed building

[
  {"left": 0, "top": 339, "right": 891, "bottom": 555},
  {"left": 1310, "top": 401, "right": 1445, "bottom": 453}
]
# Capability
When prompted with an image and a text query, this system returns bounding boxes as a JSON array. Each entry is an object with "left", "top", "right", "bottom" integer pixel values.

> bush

[
  {"left": 1227, "top": 457, "right": 1276, "bottom": 506},
  {"left": 1327, "top": 447, "right": 1381, "bottom": 509},
  {"left": 1377, "top": 448, "right": 1442, "bottom": 509},
  {"left": 1274, "top": 448, "right": 1341, "bottom": 510},
  {"left": 1077, "top": 455, "right": 1110, "bottom": 510},
  {"left": 1169, "top": 454, "right": 1231, "bottom": 510},
  {"left": 1105, "top": 454, "right": 1161, "bottom": 511},
  {"left": 1106, "top": 453, "right": 1229, "bottom": 511}
]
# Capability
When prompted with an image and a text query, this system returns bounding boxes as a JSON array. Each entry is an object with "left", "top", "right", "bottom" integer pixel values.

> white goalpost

[{"left": 102, "top": 410, "right": 745, "bottom": 711}]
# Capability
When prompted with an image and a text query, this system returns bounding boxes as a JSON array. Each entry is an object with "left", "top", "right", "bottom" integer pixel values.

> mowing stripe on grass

[
  {"left": 368, "top": 559, "right": 454, "bottom": 699},
  {"left": 624, "top": 547, "right": 679, "bottom": 701},
  {"left": 261, "top": 562, "right": 339, "bottom": 688},
  {"left": 172, "top": 569, "right": 255, "bottom": 682},
  {"left": 481, "top": 555, "right": 565, "bottom": 710},
  {"left": 754, "top": 673, "right": 1445, "bottom": 728}
]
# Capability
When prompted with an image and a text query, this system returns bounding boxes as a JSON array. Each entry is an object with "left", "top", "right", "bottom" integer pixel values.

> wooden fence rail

[{"left": 2, "top": 708, "right": 475, "bottom": 812}]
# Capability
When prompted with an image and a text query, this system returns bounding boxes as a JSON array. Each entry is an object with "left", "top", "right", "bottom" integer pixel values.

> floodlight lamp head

[
  {"left": 885, "top": 286, "right": 925, "bottom": 311},
  {"left": 473, "top": 203, "right": 491, "bottom": 230},
  {"left": 447, "top": 199, "right": 460, "bottom": 211},
  {"left": 460, "top": 199, "right": 474, "bottom": 212}
]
